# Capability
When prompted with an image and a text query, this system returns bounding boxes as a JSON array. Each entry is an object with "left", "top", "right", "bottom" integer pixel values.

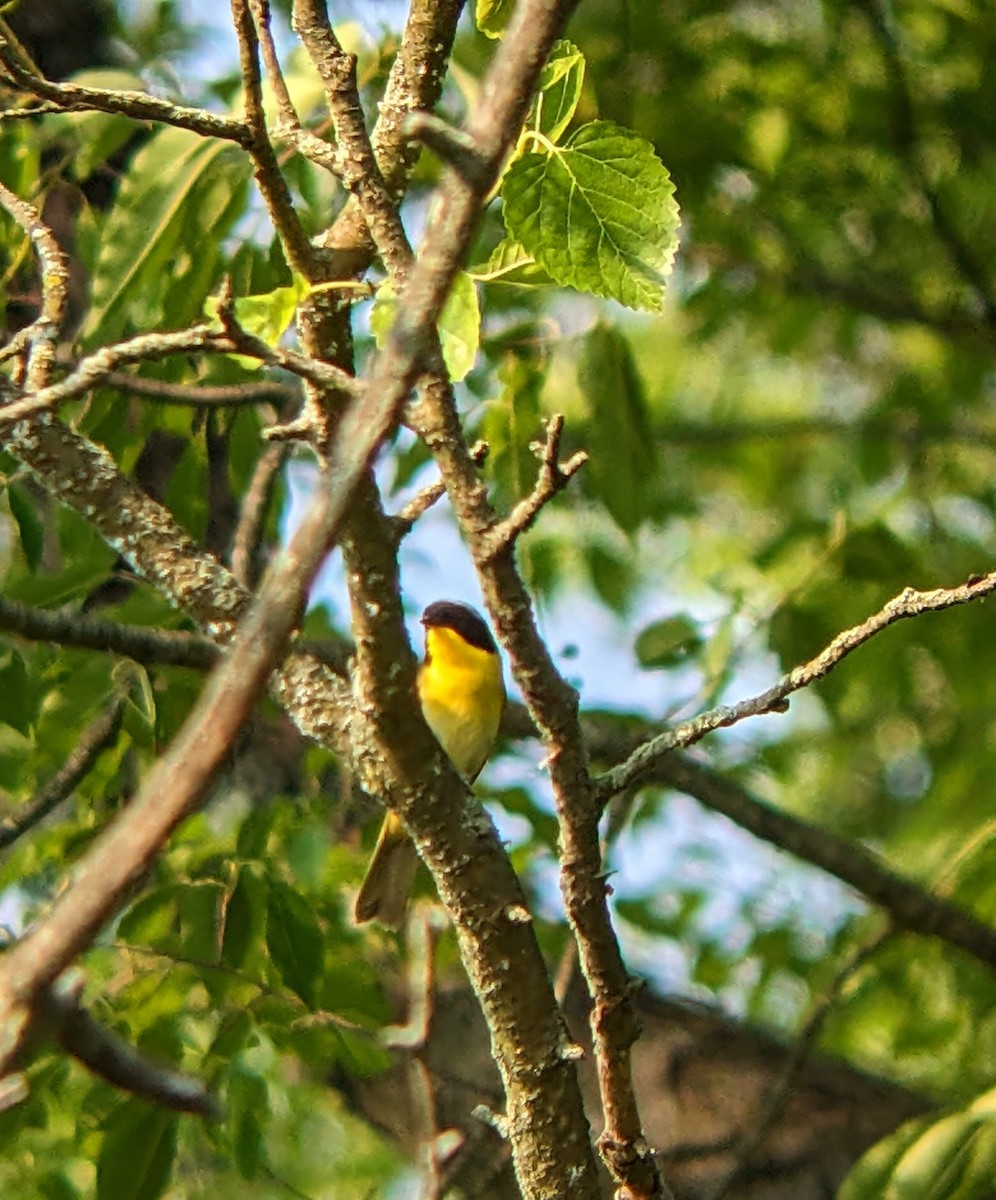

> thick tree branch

[
  {"left": 373, "top": 0, "right": 464, "bottom": 196},
  {"left": 411, "top": 392, "right": 662, "bottom": 1195},
  {"left": 309, "top": 0, "right": 611, "bottom": 1193},
  {"left": 317, "top": 0, "right": 463, "bottom": 264}
]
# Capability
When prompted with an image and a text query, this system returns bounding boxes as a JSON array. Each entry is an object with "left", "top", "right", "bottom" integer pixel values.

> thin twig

[
  {"left": 104, "top": 370, "right": 298, "bottom": 409},
  {"left": 39, "top": 975, "right": 221, "bottom": 1117},
  {"left": 0, "top": 181, "right": 70, "bottom": 390},
  {"left": 0, "top": 38, "right": 252, "bottom": 147},
  {"left": 597, "top": 570, "right": 996, "bottom": 800},
  {"left": 231, "top": 0, "right": 319, "bottom": 278},
  {"left": 1, "top": 326, "right": 241, "bottom": 426},
  {"left": 0, "top": 595, "right": 221, "bottom": 668},
  {"left": 392, "top": 440, "right": 489, "bottom": 539},
  {"left": 292, "top": 0, "right": 414, "bottom": 278},
  {"left": 482, "top": 415, "right": 587, "bottom": 557},
  {"left": 503, "top": 698, "right": 996, "bottom": 981},
  {"left": 230, "top": 440, "right": 286, "bottom": 587},
  {"left": 0, "top": 699, "right": 124, "bottom": 851},
  {"left": 0, "top": 592, "right": 347, "bottom": 674},
  {"left": 251, "top": 0, "right": 302, "bottom": 130}
]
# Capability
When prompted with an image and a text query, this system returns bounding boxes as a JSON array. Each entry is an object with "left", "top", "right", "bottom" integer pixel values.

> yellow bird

[{"left": 354, "top": 600, "right": 506, "bottom": 927}]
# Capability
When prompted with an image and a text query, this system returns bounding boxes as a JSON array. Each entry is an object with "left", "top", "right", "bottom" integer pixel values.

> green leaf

[
  {"left": 266, "top": 879, "right": 324, "bottom": 1008},
  {"left": 96, "top": 1102, "right": 178, "bottom": 1200},
  {"left": 222, "top": 865, "right": 266, "bottom": 970},
  {"left": 204, "top": 275, "right": 310, "bottom": 366},
  {"left": 531, "top": 40, "right": 586, "bottom": 143},
  {"left": 577, "top": 324, "right": 654, "bottom": 533},
  {"left": 6, "top": 483, "right": 43, "bottom": 571},
  {"left": 0, "top": 652, "right": 34, "bottom": 734},
  {"left": 470, "top": 239, "right": 553, "bottom": 287},
  {"left": 840, "top": 1107, "right": 996, "bottom": 1200},
  {"left": 117, "top": 887, "right": 180, "bottom": 949},
  {"left": 44, "top": 70, "right": 145, "bottom": 182},
  {"left": 371, "top": 271, "right": 480, "bottom": 382},
  {"left": 227, "top": 1068, "right": 269, "bottom": 1180},
  {"left": 84, "top": 126, "right": 251, "bottom": 346},
  {"left": 476, "top": 0, "right": 515, "bottom": 38},
  {"left": 481, "top": 351, "right": 545, "bottom": 508},
  {"left": 502, "top": 120, "right": 680, "bottom": 311},
  {"left": 635, "top": 615, "right": 703, "bottom": 669}
]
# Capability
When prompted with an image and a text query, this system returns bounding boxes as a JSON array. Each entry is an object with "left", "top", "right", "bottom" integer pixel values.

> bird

[{"left": 353, "top": 600, "right": 506, "bottom": 927}]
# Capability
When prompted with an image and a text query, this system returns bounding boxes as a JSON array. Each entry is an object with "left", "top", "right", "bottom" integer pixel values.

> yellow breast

[{"left": 417, "top": 625, "right": 505, "bottom": 781}]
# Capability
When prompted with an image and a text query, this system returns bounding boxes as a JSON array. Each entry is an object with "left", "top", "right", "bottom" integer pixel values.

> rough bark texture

[{"left": 346, "top": 980, "right": 927, "bottom": 1200}]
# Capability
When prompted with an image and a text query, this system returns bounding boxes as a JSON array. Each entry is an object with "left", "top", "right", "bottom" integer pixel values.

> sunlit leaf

[
  {"left": 476, "top": 0, "right": 515, "bottom": 38},
  {"left": 531, "top": 40, "right": 586, "bottom": 143},
  {"left": 371, "top": 272, "right": 480, "bottom": 381},
  {"left": 502, "top": 121, "right": 680, "bottom": 311}
]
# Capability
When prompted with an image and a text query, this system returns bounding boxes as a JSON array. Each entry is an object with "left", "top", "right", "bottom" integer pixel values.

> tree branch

[
  {"left": 103, "top": 370, "right": 298, "bottom": 409},
  {"left": 292, "top": 0, "right": 413, "bottom": 278},
  {"left": 0, "top": 316, "right": 355, "bottom": 429},
  {"left": 391, "top": 440, "right": 489, "bottom": 540},
  {"left": 0, "top": 595, "right": 219, "bottom": 669},
  {"left": 231, "top": 0, "right": 321, "bottom": 279},
  {"left": 0, "top": 698, "right": 124, "bottom": 851},
  {"left": 0, "top": 39, "right": 252, "bottom": 147},
  {"left": 39, "top": 976, "right": 221, "bottom": 1117},
  {"left": 597, "top": 570, "right": 996, "bottom": 800},
  {"left": 229, "top": 441, "right": 287, "bottom": 587},
  {"left": 0, "top": 181, "right": 70, "bottom": 390},
  {"left": 482, "top": 415, "right": 588, "bottom": 557},
  {"left": 411, "top": 389, "right": 662, "bottom": 1195},
  {"left": 316, "top": 0, "right": 463, "bottom": 265},
  {"left": 653, "top": 753, "right": 996, "bottom": 974}
]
